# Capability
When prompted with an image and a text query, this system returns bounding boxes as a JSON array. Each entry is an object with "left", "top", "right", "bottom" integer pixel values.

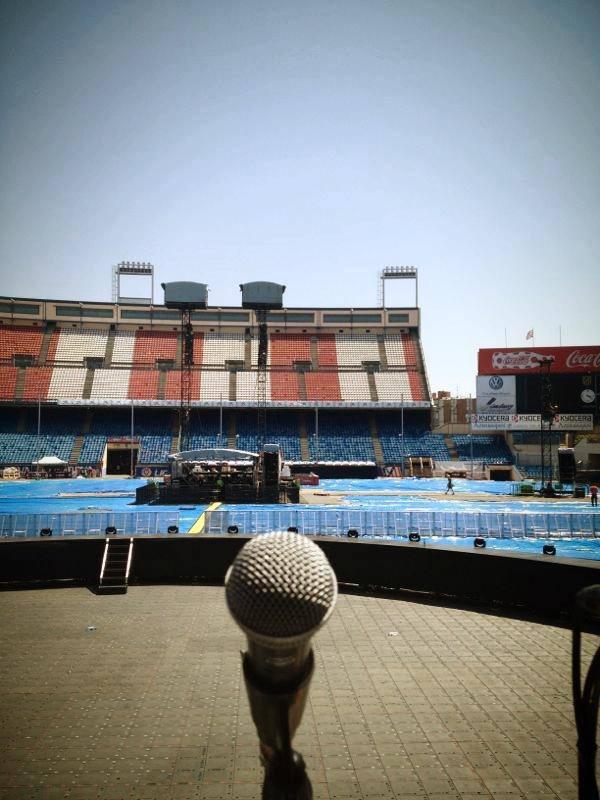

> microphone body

[{"left": 225, "top": 532, "right": 337, "bottom": 758}]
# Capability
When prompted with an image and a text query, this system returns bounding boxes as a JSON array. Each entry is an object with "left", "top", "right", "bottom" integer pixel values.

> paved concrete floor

[{"left": 0, "top": 585, "right": 597, "bottom": 800}]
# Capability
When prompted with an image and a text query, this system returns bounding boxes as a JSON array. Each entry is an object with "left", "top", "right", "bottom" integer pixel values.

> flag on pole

[{"left": 526, "top": 329, "right": 534, "bottom": 340}]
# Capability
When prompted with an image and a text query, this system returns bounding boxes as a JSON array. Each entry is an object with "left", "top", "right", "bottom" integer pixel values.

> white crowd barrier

[
  {"left": 0, "top": 511, "right": 180, "bottom": 538},
  {"left": 204, "top": 508, "right": 600, "bottom": 539}
]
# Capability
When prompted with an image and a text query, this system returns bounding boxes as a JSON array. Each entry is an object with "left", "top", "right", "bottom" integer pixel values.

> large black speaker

[
  {"left": 262, "top": 447, "right": 280, "bottom": 489},
  {"left": 558, "top": 447, "right": 576, "bottom": 483}
]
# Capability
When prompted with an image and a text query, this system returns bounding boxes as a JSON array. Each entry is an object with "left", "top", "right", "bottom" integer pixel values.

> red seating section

[
  {"left": 316, "top": 334, "right": 338, "bottom": 367},
  {"left": 0, "top": 367, "right": 17, "bottom": 399},
  {"left": 128, "top": 370, "right": 160, "bottom": 399},
  {"left": 132, "top": 331, "right": 178, "bottom": 364},
  {"left": 271, "top": 372, "right": 301, "bottom": 400},
  {"left": 305, "top": 372, "right": 342, "bottom": 401},
  {"left": 0, "top": 326, "right": 43, "bottom": 360},
  {"left": 400, "top": 331, "right": 418, "bottom": 368},
  {"left": 21, "top": 368, "right": 52, "bottom": 400},
  {"left": 164, "top": 371, "right": 201, "bottom": 400},
  {"left": 193, "top": 333, "right": 203, "bottom": 364},
  {"left": 401, "top": 332, "right": 425, "bottom": 399},
  {"left": 270, "top": 334, "right": 311, "bottom": 366}
]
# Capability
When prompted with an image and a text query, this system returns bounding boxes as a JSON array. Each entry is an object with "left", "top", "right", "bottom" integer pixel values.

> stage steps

[
  {"left": 157, "top": 370, "right": 167, "bottom": 400},
  {"left": 244, "top": 335, "right": 252, "bottom": 370},
  {"left": 38, "top": 324, "right": 55, "bottom": 366},
  {"left": 444, "top": 435, "right": 459, "bottom": 459},
  {"left": 14, "top": 368, "right": 25, "bottom": 401},
  {"left": 298, "top": 414, "right": 310, "bottom": 461},
  {"left": 71, "top": 410, "right": 94, "bottom": 463},
  {"left": 228, "top": 413, "right": 237, "bottom": 449},
  {"left": 82, "top": 369, "right": 95, "bottom": 400},
  {"left": 297, "top": 371, "right": 307, "bottom": 401},
  {"left": 69, "top": 436, "right": 85, "bottom": 466},
  {"left": 170, "top": 412, "right": 180, "bottom": 453},
  {"left": 376, "top": 335, "right": 389, "bottom": 370},
  {"left": 103, "top": 326, "right": 116, "bottom": 367},
  {"left": 98, "top": 537, "right": 133, "bottom": 595},
  {"left": 310, "top": 336, "right": 319, "bottom": 369},
  {"left": 366, "top": 372, "right": 378, "bottom": 402},
  {"left": 368, "top": 415, "right": 384, "bottom": 466}
]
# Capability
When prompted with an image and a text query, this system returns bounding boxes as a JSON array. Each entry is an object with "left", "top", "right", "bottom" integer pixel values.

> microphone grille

[{"left": 225, "top": 532, "right": 337, "bottom": 640}]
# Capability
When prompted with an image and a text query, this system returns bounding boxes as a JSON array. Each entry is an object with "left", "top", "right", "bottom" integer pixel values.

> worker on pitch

[{"left": 445, "top": 474, "right": 455, "bottom": 495}]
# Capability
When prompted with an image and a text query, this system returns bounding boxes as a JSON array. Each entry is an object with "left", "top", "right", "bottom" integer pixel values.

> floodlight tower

[
  {"left": 240, "top": 282, "right": 286, "bottom": 448},
  {"left": 162, "top": 282, "right": 208, "bottom": 452},
  {"left": 378, "top": 265, "right": 418, "bottom": 308},
  {"left": 539, "top": 356, "right": 557, "bottom": 494}
]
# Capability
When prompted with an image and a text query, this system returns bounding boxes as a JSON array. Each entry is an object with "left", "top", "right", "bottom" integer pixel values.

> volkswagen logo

[{"left": 489, "top": 376, "right": 504, "bottom": 390}]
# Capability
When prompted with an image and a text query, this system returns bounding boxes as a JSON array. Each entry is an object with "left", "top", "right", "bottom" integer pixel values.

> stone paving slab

[{"left": 0, "top": 586, "right": 597, "bottom": 800}]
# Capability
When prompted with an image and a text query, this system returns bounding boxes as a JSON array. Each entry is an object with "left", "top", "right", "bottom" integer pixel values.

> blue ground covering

[{"left": 0, "top": 477, "right": 598, "bottom": 560}]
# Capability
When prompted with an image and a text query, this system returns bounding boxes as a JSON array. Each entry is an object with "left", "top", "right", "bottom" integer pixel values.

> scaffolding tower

[{"left": 539, "top": 357, "right": 558, "bottom": 492}]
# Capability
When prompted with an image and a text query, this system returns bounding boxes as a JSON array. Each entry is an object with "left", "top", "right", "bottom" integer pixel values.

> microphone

[{"left": 225, "top": 532, "right": 337, "bottom": 795}]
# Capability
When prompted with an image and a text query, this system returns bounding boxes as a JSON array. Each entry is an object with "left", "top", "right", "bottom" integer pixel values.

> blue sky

[{"left": 1, "top": 0, "right": 598, "bottom": 395}]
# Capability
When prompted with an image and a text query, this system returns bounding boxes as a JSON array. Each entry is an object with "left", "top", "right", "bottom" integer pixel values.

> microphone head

[{"left": 225, "top": 532, "right": 337, "bottom": 645}]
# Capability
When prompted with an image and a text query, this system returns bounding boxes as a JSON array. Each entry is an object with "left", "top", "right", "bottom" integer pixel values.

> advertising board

[
  {"left": 478, "top": 346, "right": 600, "bottom": 375},
  {"left": 471, "top": 413, "right": 593, "bottom": 431},
  {"left": 476, "top": 375, "right": 516, "bottom": 413}
]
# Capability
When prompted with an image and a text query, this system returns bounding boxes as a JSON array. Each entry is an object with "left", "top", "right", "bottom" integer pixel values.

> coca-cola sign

[
  {"left": 479, "top": 347, "right": 600, "bottom": 375},
  {"left": 565, "top": 350, "right": 600, "bottom": 370}
]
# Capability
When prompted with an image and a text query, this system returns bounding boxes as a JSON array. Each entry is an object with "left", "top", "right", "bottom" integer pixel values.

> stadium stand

[
  {"left": 54, "top": 328, "right": 108, "bottom": 362},
  {"left": 307, "top": 412, "right": 375, "bottom": 461},
  {"left": 132, "top": 330, "right": 178, "bottom": 364},
  {"left": 270, "top": 372, "right": 301, "bottom": 401},
  {"left": 376, "top": 414, "right": 450, "bottom": 462},
  {"left": 202, "top": 332, "right": 245, "bottom": 365},
  {"left": 270, "top": 334, "right": 311, "bottom": 366},
  {"left": 335, "top": 334, "right": 380, "bottom": 366},
  {"left": 453, "top": 434, "right": 514, "bottom": 464},
  {"left": 89, "top": 369, "right": 131, "bottom": 400},
  {"left": 374, "top": 372, "right": 413, "bottom": 401},
  {"left": 197, "top": 371, "right": 228, "bottom": 401},
  {"left": 111, "top": 330, "right": 136, "bottom": 363},
  {"left": 338, "top": 372, "right": 372, "bottom": 401},
  {"left": 22, "top": 367, "right": 53, "bottom": 401},
  {"left": 384, "top": 334, "right": 409, "bottom": 367},
  {"left": 0, "top": 301, "right": 439, "bottom": 470},
  {"left": 0, "top": 366, "right": 18, "bottom": 399},
  {"left": 305, "top": 371, "right": 341, "bottom": 401},
  {"left": 0, "top": 325, "right": 44, "bottom": 361},
  {"left": 128, "top": 370, "right": 160, "bottom": 400},
  {"left": 48, "top": 367, "right": 88, "bottom": 399}
]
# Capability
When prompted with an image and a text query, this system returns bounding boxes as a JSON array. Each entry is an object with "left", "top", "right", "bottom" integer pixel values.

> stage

[{"left": 0, "top": 584, "right": 592, "bottom": 799}]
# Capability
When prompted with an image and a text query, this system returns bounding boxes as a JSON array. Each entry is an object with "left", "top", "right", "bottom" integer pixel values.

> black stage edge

[
  {"left": 291, "top": 464, "right": 378, "bottom": 479},
  {"left": 1, "top": 536, "right": 599, "bottom": 618}
]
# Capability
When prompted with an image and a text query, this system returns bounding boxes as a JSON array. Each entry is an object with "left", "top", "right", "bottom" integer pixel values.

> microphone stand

[
  {"left": 572, "top": 585, "right": 600, "bottom": 800},
  {"left": 242, "top": 653, "right": 313, "bottom": 800}
]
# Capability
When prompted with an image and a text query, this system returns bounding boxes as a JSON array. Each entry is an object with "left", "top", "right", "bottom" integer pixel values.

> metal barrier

[
  {"left": 204, "top": 508, "right": 600, "bottom": 539},
  {"left": 0, "top": 511, "right": 180, "bottom": 538}
]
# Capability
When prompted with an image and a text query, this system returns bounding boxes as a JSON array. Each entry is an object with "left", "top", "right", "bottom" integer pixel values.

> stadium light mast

[
  {"left": 162, "top": 282, "right": 209, "bottom": 452},
  {"left": 240, "top": 282, "right": 286, "bottom": 449},
  {"left": 378, "top": 266, "right": 418, "bottom": 309},
  {"left": 112, "top": 261, "right": 154, "bottom": 305},
  {"left": 539, "top": 356, "right": 557, "bottom": 495}
]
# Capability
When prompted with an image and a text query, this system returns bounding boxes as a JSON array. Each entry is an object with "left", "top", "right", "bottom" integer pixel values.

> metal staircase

[{"left": 98, "top": 537, "right": 133, "bottom": 594}]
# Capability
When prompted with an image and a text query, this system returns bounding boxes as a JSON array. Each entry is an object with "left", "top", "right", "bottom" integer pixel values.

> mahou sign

[{"left": 478, "top": 347, "right": 600, "bottom": 375}]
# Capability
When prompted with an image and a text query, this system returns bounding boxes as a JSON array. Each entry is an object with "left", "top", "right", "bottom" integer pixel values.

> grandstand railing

[
  {"left": 204, "top": 508, "right": 600, "bottom": 539},
  {"left": 0, "top": 511, "right": 180, "bottom": 538},
  {"left": 50, "top": 398, "right": 433, "bottom": 409}
]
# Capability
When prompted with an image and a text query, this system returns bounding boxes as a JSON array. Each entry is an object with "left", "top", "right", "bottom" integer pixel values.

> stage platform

[{"left": 0, "top": 585, "right": 593, "bottom": 799}]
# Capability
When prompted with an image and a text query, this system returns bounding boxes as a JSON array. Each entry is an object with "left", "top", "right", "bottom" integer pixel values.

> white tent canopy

[{"left": 32, "top": 456, "right": 68, "bottom": 466}]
